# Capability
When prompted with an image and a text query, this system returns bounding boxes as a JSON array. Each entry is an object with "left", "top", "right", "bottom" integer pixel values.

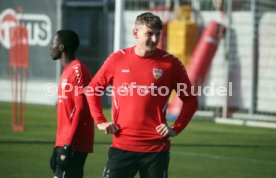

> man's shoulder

[
  {"left": 156, "top": 49, "right": 186, "bottom": 71},
  {"left": 156, "top": 49, "right": 178, "bottom": 61},
  {"left": 111, "top": 46, "right": 134, "bottom": 58},
  {"left": 69, "top": 59, "right": 81, "bottom": 68},
  {"left": 69, "top": 59, "right": 84, "bottom": 71},
  {"left": 68, "top": 59, "right": 91, "bottom": 76}
]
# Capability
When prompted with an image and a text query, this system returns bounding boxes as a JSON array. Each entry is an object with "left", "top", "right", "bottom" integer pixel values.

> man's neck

[
  {"left": 134, "top": 46, "right": 155, "bottom": 57},
  {"left": 60, "top": 53, "right": 75, "bottom": 67}
]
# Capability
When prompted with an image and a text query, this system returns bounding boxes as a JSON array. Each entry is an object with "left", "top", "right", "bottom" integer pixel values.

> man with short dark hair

[
  {"left": 87, "top": 12, "right": 198, "bottom": 178},
  {"left": 49, "top": 30, "right": 94, "bottom": 178}
]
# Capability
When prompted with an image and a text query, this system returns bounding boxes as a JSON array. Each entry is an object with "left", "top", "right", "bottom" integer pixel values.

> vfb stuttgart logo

[
  {"left": 152, "top": 67, "right": 163, "bottom": 79},
  {"left": 0, "top": 8, "right": 52, "bottom": 49}
]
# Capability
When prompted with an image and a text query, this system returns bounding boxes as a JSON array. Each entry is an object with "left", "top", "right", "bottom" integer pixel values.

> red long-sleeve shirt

[
  {"left": 87, "top": 47, "right": 197, "bottom": 152},
  {"left": 55, "top": 59, "right": 94, "bottom": 153}
]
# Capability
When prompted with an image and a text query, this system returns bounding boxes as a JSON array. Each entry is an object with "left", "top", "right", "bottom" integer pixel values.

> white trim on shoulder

[
  {"left": 162, "top": 53, "right": 171, "bottom": 58},
  {"left": 120, "top": 49, "right": 126, "bottom": 55}
]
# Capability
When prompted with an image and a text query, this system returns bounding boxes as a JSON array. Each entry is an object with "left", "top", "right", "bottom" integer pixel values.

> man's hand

[
  {"left": 97, "top": 122, "right": 120, "bottom": 134},
  {"left": 58, "top": 144, "right": 72, "bottom": 170},
  {"left": 156, "top": 124, "right": 176, "bottom": 137}
]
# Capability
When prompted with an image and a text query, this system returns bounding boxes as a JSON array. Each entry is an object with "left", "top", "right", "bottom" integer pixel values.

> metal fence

[{"left": 120, "top": 0, "right": 276, "bottom": 127}]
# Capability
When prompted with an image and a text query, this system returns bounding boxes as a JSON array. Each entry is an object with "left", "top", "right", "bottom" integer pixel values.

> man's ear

[
  {"left": 59, "top": 44, "right": 64, "bottom": 52},
  {"left": 133, "top": 28, "right": 138, "bottom": 39}
]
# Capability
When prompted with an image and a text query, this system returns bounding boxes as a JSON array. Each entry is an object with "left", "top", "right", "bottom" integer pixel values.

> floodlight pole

[
  {"left": 249, "top": 0, "right": 259, "bottom": 114},
  {"left": 114, "top": 0, "right": 125, "bottom": 51},
  {"left": 222, "top": 0, "right": 232, "bottom": 118},
  {"left": 56, "top": 0, "right": 63, "bottom": 85}
]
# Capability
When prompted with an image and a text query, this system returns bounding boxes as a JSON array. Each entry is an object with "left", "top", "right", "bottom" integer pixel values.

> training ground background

[{"left": 0, "top": 102, "right": 276, "bottom": 178}]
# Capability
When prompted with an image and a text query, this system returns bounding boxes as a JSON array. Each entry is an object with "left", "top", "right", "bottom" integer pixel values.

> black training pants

[{"left": 102, "top": 147, "right": 170, "bottom": 178}]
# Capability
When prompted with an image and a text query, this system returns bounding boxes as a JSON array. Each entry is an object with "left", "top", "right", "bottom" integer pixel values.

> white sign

[{"left": 0, "top": 8, "right": 52, "bottom": 49}]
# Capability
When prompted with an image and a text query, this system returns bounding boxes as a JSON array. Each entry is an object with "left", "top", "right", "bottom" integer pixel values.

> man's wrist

[
  {"left": 169, "top": 126, "right": 177, "bottom": 137},
  {"left": 97, "top": 122, "right": 105, "bottom": 129},
  {"left": 63, "top": 144, "right": 70, "bottom": 149},
  {"left": 62, "top": 144, "right": 71, "bottom": 155},
  {"left": 97, "top": 122, "right": 104, "bottom": 126}
]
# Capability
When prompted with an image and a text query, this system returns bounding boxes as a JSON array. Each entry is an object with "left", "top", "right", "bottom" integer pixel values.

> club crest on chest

[{"left": 152, "top": 67, "right": 163, "bottom": 79}]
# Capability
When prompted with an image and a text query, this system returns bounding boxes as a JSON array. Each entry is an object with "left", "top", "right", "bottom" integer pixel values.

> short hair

[
  {"left": 135, "top": 12, "right": 163, "bottom": 30},
  {"left": 56, "top": 30, "right": 80, "bottom": 54}
]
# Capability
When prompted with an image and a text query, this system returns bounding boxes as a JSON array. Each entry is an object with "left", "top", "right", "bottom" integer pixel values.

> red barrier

[{"left": 187, "top": 21, "right": 225, "bottom": 86}]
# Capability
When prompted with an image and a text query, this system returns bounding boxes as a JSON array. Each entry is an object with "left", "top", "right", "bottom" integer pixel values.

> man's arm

[
  {"left": 58, "top": 94, "right": 85, "bottom": 169},
  {"left": 172, "top": 95, "right": 198, "bottom": 134},
  {"left": 156, "top": 59, "right": 198, "bottom": 137},
  {"left": 86, "top": 85, "right": 119, "bottom": 134},
  {"left": 171, "top": 60, "right": 198, "bottom": 135},
  {"left": 156, "top": 97, "right": 197, "bottom": 137},
  {"left": 65, "top": 94, "right": 85, "bottom": 145},
  {"left": 86, "top": 54, "right": 120, "bottom": 134}
]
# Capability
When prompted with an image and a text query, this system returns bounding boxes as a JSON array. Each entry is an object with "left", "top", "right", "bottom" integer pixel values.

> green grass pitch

[{"left": 0, "top": 102, "right": 276, "bottom": 178}]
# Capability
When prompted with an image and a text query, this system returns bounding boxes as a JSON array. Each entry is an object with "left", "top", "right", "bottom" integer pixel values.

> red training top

[
  {"left": 87, "top": 47, "right": 198, "bottom": 152},
  {"left": 55, "top": 59, "right": 94, "bottom": 153}
]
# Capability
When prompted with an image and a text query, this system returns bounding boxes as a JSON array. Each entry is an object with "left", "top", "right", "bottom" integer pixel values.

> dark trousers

[
  {"left": 54, "top": 147, "right": 88, "bottom": 178},
  {"left": 103, "top": 147, "right": 170, "bottom": 178}
]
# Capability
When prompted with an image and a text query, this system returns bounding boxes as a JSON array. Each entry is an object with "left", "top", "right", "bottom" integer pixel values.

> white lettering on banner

[{"left": 0, "top": 8, "right": 52, "bottom": 49}]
